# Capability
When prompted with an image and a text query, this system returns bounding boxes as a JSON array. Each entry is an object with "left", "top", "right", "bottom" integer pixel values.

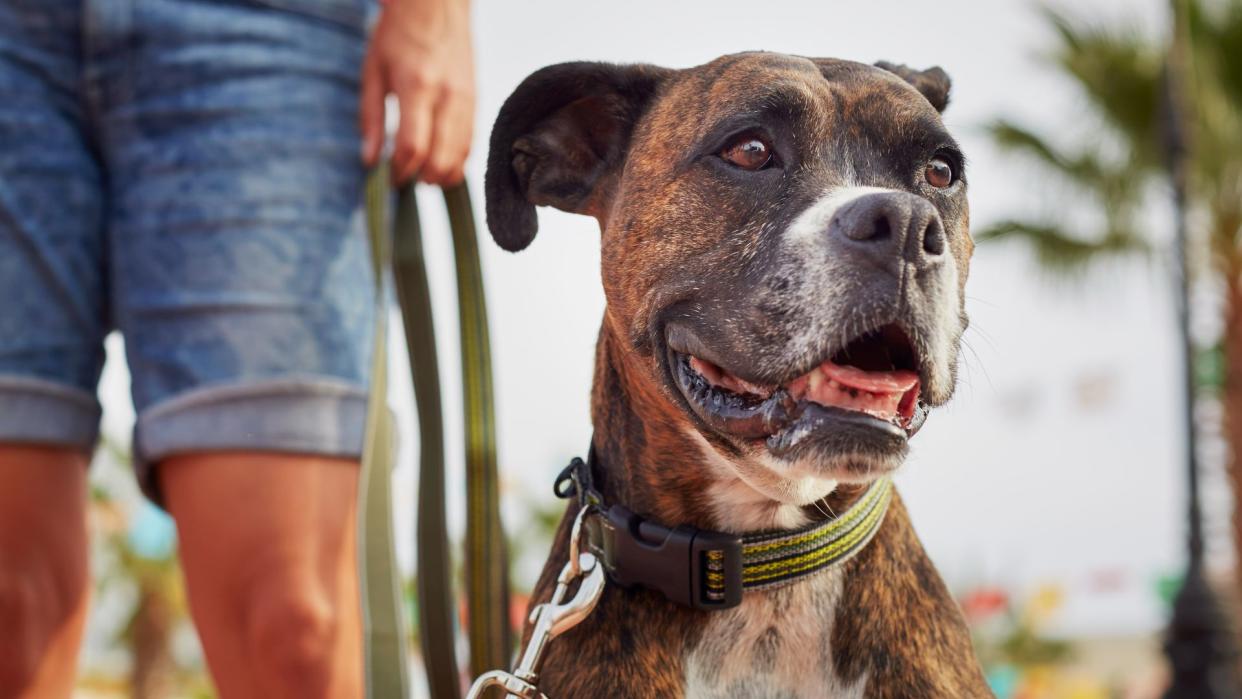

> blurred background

[{"left": 72, "top": 0, "right": 1242, "bottom": 696}]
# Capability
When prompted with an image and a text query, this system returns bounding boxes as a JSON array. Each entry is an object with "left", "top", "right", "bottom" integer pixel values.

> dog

[{"left": 484, "top": 52, "right": 988, "bottom": 698}]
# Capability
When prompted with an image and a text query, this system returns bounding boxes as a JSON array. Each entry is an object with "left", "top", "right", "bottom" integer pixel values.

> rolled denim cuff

[
  {"left": 0, "top": 375, "right": 101, "bottom": 452},
  {"left": 134, "top": 376, "right": 368, "bottom": 505}
]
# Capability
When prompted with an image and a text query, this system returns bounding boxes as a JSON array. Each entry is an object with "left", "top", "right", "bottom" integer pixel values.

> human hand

[{"left": 360, "top": 0, "right": 475, "bottom": 186}]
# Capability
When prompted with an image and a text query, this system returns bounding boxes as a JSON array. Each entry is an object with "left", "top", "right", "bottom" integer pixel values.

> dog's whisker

[
  {"left": 958, "top": 337, "right": 996, "bottom": 394},
  {"left": 964, "top": 322, "right": 999, "bottom": 351},
  {"left": 811, "top": 498, "right": 837, "bottom": 521},
  {"left": 963, "top": 293, "right": 998, "bottom": 307}
]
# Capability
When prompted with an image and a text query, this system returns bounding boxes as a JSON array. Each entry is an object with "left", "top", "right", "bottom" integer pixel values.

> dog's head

[{"left": 487, "top": 52, "right": 970, "bottom": 505}]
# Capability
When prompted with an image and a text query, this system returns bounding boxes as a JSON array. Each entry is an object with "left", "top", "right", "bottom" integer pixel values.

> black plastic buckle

[{"left": 599, "top": 505, "right": 743, "bottom": 611}]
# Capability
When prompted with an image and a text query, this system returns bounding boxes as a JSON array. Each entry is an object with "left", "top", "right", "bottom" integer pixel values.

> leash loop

[
  {"left": 552, "top": 458, "right": 581, "bottom": 500},
  {"left": 465, "top": 507, "right": 607, "bottom": 699}
]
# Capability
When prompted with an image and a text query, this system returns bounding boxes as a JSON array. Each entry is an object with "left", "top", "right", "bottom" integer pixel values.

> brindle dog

[{"left": 485, "top": 52, "right": 989, "bottom": 698}]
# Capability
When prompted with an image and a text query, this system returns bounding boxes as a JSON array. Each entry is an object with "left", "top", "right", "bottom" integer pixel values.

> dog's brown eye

[
  {"left": 720, "top": 133, "right": 772, "bottom": 170},
  {"left": 924, "top": 157, "right": 954, "bottom": 188}
]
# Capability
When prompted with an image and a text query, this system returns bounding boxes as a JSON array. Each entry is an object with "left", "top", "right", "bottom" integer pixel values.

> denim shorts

[{"left": 0, "top": 0, "right": 377, "bottom": 502}]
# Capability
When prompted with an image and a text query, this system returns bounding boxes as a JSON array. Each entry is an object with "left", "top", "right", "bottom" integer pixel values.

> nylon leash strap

[
  {"left": 359, "top": 168, "right": 412, "bottom": 699},
  {"left": 391, "top": 184, "right": 461, "bottom": 699},
  {"left": 444, "top": 184, "right": 512, "bottom": 678},
  {"left": 360, "top": 172, "right": 512, "bottom": 698}
]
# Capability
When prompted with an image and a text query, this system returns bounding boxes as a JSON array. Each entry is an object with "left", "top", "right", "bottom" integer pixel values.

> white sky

[{"left": 97, "top": 0, "right": 1212, "bottom": 638}]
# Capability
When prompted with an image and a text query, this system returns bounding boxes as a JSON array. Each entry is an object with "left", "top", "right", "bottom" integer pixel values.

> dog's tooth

[{"left": 808, "top": 368, "right": 823, "bottom": 393}]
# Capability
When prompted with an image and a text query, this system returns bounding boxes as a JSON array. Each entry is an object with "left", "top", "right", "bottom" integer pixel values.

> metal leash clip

[{"left": 466, "top": 507, "right": 607, "bottom": 699}]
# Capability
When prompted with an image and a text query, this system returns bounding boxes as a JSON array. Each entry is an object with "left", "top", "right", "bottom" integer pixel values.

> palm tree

[{"left": 981, "top": 0, "right": 1242, "bottom": 600}]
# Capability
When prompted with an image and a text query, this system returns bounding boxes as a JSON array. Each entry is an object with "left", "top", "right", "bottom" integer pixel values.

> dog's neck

[{"left": 589, "top": 324, "right": 870, "bottom": 534}]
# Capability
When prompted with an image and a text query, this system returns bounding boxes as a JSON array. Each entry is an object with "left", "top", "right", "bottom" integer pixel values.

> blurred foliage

[
  {"left": 967, "top": 585, "right": 1073, "bottom": 671},
  {"left": 79, "top": 438, "right": 213, "bottom": 698},
  {"left": 965, "top": 584, "right": 1125, "bottom": 699},
  {"left": 1197, "top": 339, "right": 1226, "bottom": 392},
  {"left": 980, "top": 0, "right": 1242, "bottom": 278}
]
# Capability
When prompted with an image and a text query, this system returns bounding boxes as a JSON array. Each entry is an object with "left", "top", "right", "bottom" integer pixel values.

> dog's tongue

[
  {"left": 819, "top": 360, "right": 919, "bottom": 394},
  {"left": 787, "top": 360, "right": 920, "bottom": 423}
]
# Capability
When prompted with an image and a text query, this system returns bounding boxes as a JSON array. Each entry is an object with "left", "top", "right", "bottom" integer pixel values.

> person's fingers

[
  {"left": 419, "top": 88, "right": 473, "bottom": 186},
  {"left": 358, "top": 51, "right": 386, "bottom": 167},
  {"left": 417, "top": 97, "right": 451, "bottom": 185},
  {"left": 391, "top": 69, "right": 435, "bottom": 185}
]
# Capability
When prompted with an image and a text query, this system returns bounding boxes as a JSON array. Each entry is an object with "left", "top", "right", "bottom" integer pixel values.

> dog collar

[{"left": 554, "top": 448, "right": 894, "bottom": 611}]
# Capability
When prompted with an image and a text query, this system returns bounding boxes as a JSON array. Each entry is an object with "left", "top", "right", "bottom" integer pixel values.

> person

[{"left": 0, "top": 0, "right": 474, "bottom": 696}]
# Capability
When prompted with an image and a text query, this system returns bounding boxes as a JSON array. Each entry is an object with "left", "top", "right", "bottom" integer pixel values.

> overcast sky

[{"left": 97, "top": 0, "right": 1201, "bottom": 637}]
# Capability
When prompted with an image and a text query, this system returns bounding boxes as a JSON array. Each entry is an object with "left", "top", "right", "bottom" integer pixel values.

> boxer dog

[{"left": 485, "top": 52, "right": 989, "bottom": 698}]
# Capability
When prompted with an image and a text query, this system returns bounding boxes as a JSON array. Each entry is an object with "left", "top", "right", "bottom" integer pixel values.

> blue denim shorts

[{"left": 0, "top": 0, "right": 376, "bottom": 502}]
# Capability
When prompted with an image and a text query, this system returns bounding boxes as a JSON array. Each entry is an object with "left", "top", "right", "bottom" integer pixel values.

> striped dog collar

[{"left": 554, "top": 450, "right": 894, "bottom": 612}]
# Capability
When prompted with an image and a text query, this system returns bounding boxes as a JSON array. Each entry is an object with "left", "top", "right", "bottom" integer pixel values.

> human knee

[
  {"left": 0, "top": 449, "right": 89, "bottom": 696},
  {"left": 245, "top": 584, "right": 341, "bottom": 695},
  {"left": 0, "top": 575, "right": 54, "bottom": 692}
]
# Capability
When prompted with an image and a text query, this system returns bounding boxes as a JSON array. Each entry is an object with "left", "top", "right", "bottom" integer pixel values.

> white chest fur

[{"left": 682, "top": 567, "right": 867, "bottom": 698}]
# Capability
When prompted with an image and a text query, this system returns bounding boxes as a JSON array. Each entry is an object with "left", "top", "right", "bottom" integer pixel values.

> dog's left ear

[
  {"left": 875, "top": 61, "right": 951, "bottom": 113},
  {"left": 485, "top": 61, "right": 673, "bottom": 252}
]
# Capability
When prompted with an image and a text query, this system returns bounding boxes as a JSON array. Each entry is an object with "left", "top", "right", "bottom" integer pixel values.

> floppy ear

[
  {"left": 874, "top": 61, "right": 951, "bottom": 113},
  {"left": 484, "top": 61, "right": 672, "bottom": 252}
]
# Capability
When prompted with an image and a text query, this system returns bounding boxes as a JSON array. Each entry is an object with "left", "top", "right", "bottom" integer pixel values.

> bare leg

[
  {"left": 0, "top": 446, "right": 90, "bottom": 699},
  {"left": 161, "top": 452, "right": 363, "bottom": 699}
]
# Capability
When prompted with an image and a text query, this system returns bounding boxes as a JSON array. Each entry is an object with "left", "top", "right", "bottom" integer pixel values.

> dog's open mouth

[{"left": 669, "top": 324, "right": 928, "bottom": 457}]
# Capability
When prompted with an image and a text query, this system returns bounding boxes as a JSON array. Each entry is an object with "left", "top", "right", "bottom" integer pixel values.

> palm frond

[
  {"left": 1192, "top": 0, "right": 1242, "bottom": 112},
  {"left": 1041, "top": 6, "right": 1165, "bottom": 168},
  {"left": 1186, "top": 0, "right": 1242, "bottom": 204},
  {"left": 976, "top": 219, "right": 1149, "bottom": 274},
  {"left": 985, "top": 120, "right": 1150, "bottom": 210},
  {"left": 986, "top": 121, "right": 1107, "bottom": 183}
]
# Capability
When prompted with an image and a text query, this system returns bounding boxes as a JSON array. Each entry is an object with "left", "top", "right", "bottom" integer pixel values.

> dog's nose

[{"left": 828, "top": 192, "right": 946, "bottom": 273}]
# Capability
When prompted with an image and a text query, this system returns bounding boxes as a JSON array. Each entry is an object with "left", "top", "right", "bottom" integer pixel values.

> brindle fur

[{"left": 487, "top": 52, "right": 989, "bottom": 697}]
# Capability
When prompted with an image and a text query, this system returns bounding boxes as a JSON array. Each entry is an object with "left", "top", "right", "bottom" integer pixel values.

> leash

[
  {"left": 361, "top": 170, "right": 512, "bottom": 698},
  {"left": 359, "top": 168, "right": 412, "bottom": 699},
  {"left": 390, "top": 181, "right": 460, "bottom": 698},
  {"left": 445, "top": 184, "right": 513, "bottom": 677},
  {"left": 464, "top": 447, "right": 894, "bottom": 697}
]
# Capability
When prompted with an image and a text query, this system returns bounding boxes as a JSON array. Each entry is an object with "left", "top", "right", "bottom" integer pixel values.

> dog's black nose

[{"left": 829, "top": 191, "right": 946, "bottom": 273}]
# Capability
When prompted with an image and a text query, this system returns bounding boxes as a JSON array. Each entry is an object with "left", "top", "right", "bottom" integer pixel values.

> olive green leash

[
  {"left": 359, "top": 169, "right": 412, "bottom": 699},
  {"left": 444, "top": 183, "right": 512, "bottom": 680},
  {"left": 390, "top": 182, "right": 461, "bottom": 699},
  {"left": 360, "top": 169, "right": 511, "bottom": 698}
]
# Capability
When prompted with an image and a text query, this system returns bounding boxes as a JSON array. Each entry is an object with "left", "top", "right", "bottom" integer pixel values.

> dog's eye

[
  {"left": 924, "top": 157, "right": 954, "bottom": 188},
  {"left": 720, "top": 133, "right": 773, "bottom": 171}
]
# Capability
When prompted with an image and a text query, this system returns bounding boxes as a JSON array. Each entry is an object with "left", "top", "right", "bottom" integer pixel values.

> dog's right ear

[{"left": 485, "top": 62, "right": 672, "bottom": 252}]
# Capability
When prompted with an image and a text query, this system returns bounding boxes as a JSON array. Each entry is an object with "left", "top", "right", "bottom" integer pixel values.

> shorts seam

[
  {"left": 133, "top": 376, "right": 370, "bottom": 505},
  {"left": 0, "top": 374, "right": 99, "bottom": 409},
  {"left": 139, "top": 375, "right": 368, "bottom": 423},
  {"left": 0, "top": 374, "right": 102, "bottom": 450}
]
